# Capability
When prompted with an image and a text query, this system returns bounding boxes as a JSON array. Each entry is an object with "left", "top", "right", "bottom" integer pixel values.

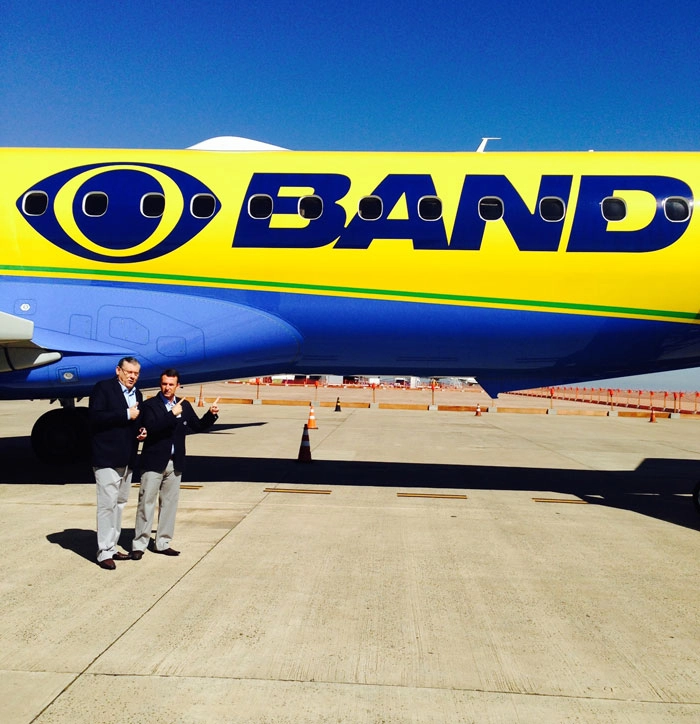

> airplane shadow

[
  {"left": 206, "top": 422, "right": 267, "bottom": 433},
  {"left": 3, "top": 435, "right": 698, "bottom": 531},
  {"left": 0, "top": 435, "right": 94, "bottom": 484},
  {"left": 185, "top": 454, "right": 700, "bottom": 532},
  {"left": 0, "top": 422, "right": 266, "bottom": 485}
]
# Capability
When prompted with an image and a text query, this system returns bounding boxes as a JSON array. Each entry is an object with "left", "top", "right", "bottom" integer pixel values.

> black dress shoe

[
  {"left": 131, "top": 550, "right": 143, "bottom": 560},
  {"left": 113, "top": 552, "right": 130, "bottom": 560},
  {"left": 98, "top": 559, "right": 116, "bottom": 570},
  {"left": 156, "top": 547, "right": 180, "bottom": 556}
]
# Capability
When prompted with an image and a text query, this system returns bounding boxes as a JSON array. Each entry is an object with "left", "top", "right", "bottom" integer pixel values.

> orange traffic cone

[
  {"left": 649, "top": 408, "right": 657, "bottom": 423},
  {"left": 297, "top": 424, "right": 312, "bottom": 463},
  {"left": 307, "top": 402, "right": 318, "bottom": 429},
  {"left": 198, "top": 384, "right": 204, "bottom": 407},
  {"left": 334, "top": 396, "right": 342, "bottom": 412},
  {"left": 475, "top": 404, "right": 482, "bottom": 416}
]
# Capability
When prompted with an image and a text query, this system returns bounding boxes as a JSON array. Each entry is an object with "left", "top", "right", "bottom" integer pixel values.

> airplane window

[
  {"left": 83, "top": 192, "right": 108, "bottom": 217},
  {"left": 358, "top": 196, "right": 383, "bottom": 220},
  {"left": 248, "top": 194, "right": 273, "bottom": 219},
  {"left": 539, "top": 197, "right": 565, "bottom": 222},
  {"left": 23, "top": 191, "right": 48, "bottom": 216},
  {"left": 142, "top": 193, "right": 165, "bottom": 218},
  {"left": 418, "top": 196, "right": 442, "bottom": 221},
  {"left": 192, "top": 194, "right": 216, "bottom": 219},
  {"left": 478, "top": 197, "right": 503, "bottom": 221},
  {"left": 601, "top": 197, "right": 626, "bottom": 222},
  {"left": 664, "top": 197, "right": 691, "bottom": 222},
  {"left": 299, "top": 195, "right": 323, "bottom": 219}
]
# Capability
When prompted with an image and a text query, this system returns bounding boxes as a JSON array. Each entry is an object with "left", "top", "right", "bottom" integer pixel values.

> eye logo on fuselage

[{"left": 16, "top": 163, "right": 221, "bottom": 263}]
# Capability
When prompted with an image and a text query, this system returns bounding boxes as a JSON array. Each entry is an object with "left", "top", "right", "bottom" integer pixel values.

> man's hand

[
  {"left": 210, "top": 397, "right": 220, "bottom": 415},
  {"left": 171, "top": 401, "right": 183, "bottom": 417},
  {"left": 136, "top": 427, "right": 147, "bottom": 441},
  {"left": 128, "top": 403, "right": 140, "bottom": 420}
]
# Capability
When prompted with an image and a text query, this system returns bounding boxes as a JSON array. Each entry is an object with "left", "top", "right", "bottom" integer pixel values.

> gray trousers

[
  {"left": 132, "top": 460, "right": 181, "bottom": 552},
  {"left": 94, "top": 466, "right": 133, "bottom": 563}
]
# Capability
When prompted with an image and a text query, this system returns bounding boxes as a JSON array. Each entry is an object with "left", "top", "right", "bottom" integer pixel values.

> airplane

[{"left": 2, "top": 135, "right": 700, "bottom": 511}]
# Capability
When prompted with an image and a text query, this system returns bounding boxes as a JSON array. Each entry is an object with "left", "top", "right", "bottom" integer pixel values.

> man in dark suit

[
  {"left": 131, "top": 369, "right": 218, "bottom": 559},
  {"left": 89, "top": 356, "right": 147, "bottom": 570}
]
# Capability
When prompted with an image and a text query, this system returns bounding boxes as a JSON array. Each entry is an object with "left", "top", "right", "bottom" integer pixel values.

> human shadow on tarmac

[
  {"left": 46, "top": 528, "right": 95, "bottom": 562},
  {"left": 46, "top": 528, "right": 137, "bottom": 562}
]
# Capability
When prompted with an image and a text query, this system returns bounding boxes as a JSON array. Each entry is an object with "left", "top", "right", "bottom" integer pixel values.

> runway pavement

[{"left": 0, "top": 395, "right": 699, "bottom": 723}]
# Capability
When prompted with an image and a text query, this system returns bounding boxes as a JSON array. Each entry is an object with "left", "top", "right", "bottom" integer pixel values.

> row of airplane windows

[
  {"left": 21, "top": 190, "right": 692, "bottom": 224},
  {"left": 21, "top": 191, "right": 218, "bottom": 220},
  {"left": 248, "top": 193, "right": 692, "bottom": 223}
]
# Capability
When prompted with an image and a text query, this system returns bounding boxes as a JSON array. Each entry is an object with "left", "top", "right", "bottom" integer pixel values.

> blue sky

[{"left": 2, "top": 0, "right": 699, "bottom": 151}]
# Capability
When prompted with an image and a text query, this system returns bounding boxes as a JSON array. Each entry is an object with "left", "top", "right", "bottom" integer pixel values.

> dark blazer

[
  {"left": 89, "top": 377, "right": 144, "bottom": 468},
  {"left": 139, "top": 395, "right": 217, "bottom": 475}
]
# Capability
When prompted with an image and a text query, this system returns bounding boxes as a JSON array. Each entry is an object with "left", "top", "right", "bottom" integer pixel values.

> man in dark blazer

[
  {"left": 89, "top": 356, "right": 146, "bottom": 570},
  {"left": 131, "top": 369, "right": 218, "bottom": 559}
]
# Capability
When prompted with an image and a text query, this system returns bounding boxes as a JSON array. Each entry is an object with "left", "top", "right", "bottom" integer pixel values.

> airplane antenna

[{"left": 476, "top": 137, "right": 501, "bottom": 153}]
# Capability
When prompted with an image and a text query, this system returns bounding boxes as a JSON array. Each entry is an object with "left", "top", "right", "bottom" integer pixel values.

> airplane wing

[{"left": 0, "top": 311, "right": 61, "bottom": 373}]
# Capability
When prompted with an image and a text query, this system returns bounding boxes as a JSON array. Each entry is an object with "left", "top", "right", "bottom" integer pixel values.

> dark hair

[
  {"left": 160, "top": 368, "right": 180, "bottom": 382},
  {"left": 118, "top": 356, "right": 140, "bottom": 368}
]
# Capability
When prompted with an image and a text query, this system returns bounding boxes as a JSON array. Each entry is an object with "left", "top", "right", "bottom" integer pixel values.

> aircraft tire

[
  {"left": 31, "top": 407, "right": 91, "bottom": 464},
  {"left": 693, "top": 482, "right": 700, "bottom": 515}
]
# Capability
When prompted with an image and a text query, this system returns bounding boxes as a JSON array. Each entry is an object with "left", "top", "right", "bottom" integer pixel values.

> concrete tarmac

[{"left": 0, "top": 396, "right": 699, "bottom": 723}]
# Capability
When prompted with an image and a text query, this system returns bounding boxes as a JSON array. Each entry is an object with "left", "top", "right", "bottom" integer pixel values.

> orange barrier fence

[
  {"left": 181, "top": 379, "right": 700, "bottom": 418},
  {"left": 512, "top": 386, "right": 700, "bottom": 414}
]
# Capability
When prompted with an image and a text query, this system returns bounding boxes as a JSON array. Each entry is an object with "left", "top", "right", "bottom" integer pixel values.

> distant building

[{"left": 393, "top": 376, "right": 422, "bottom": 388}]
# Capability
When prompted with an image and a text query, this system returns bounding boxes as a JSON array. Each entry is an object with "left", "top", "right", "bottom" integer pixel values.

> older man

[{"left": 89, "top": 357, "right": 146, "bottom": 570}]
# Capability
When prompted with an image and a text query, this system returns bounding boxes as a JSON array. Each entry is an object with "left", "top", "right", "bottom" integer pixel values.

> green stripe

[{"left": 2, "top": 263, "right": 699, "bottom": 322}]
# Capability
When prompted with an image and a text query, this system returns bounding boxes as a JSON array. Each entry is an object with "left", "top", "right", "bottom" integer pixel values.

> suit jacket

[
  {"left": 89, "top": 377, "right": 144, "bottom": 468},
  {"left": 139, "top": 395, "right": 217, "bottom": 475}
]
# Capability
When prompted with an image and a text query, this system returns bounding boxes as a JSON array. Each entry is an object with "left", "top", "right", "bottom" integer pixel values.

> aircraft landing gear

[{"left": 31, "top": 402, "right": 90, "bottom": 464}]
